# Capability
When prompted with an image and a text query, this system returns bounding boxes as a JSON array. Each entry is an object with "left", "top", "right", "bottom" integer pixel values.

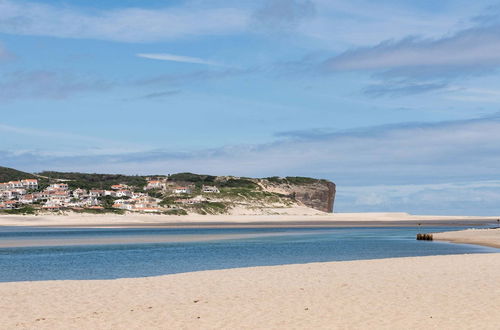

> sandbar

[
  {"left": 433, "top": 228, "right": 500, "bottom": 248},
  {"left": 1, "top": 212, "right": 499, "bottom": 228},
  {"left": 0, "top": 231, "right": 306, "bottom": 248},
  {"left": 1, "top": 253, "right": 499, "bottom": 329}
]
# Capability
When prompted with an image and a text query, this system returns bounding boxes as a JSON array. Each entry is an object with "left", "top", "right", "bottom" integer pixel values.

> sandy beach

[
  {"left": 0, "top": 253, "right": 498, "bottom": 329},
  {"left": 2, "top": 214, "right": 499, "bottom": 329},
  {"left": 434, "top": 228, "right": 500, "bottom": 248},
  {"left": 1, "top": 212, "right": 499, "bottom": 227}
]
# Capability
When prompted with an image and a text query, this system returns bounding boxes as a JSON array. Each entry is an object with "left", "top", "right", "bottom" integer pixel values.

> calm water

[{"left": 0, "top": 226, "right": 498, "bottom": 282}]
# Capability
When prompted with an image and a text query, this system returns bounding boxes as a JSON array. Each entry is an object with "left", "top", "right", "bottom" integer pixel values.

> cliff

[
  {"left": 164, "top": 175, "right": 336, "bottom": 215},
  {"left": 257, "top": 177, "right": 336, "bottom": 213}
]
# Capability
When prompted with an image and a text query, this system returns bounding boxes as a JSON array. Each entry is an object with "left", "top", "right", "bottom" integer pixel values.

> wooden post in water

[{"left": 416, "top": 233, "right": 433, "bottom": 241}]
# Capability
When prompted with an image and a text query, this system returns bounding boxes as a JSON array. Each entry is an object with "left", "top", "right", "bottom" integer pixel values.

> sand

[
  {"left": 1, "top": 212, "right": 499, "bottom": 227},
  {"left": 0, "top": 231, "right": 309, "bottom": 248},
  {"left": 1, "top": 253, "right": 499, "bottom": 329},
  {"left": 434, "top": 228, "right": 500, "bottom": 248}
]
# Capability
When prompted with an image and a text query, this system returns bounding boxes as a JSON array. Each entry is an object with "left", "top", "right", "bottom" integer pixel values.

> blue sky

[{"left": 2, "top": 0, "right": 500, "bottom": 215}]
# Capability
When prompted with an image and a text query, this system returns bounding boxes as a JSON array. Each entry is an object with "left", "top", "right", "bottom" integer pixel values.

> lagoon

[{"left": 0, "top": 226, "right": 497, "bottom": 282}]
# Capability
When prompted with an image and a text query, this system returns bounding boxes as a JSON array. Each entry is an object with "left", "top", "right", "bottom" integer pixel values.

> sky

[{"left": 2, "top": 0, "right": 500, "bottom": 215}]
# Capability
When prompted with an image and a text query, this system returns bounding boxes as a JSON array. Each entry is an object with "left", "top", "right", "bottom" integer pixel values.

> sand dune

[{"left": 1, "top": 253, "right": 499, "bottom": 329}]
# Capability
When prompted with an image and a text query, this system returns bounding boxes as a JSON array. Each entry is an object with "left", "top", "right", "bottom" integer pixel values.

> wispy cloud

[
  {"left": 325, "top": 25, "right": 500, "bottom": 76},
  {"left": 5, "top": 115, "right": 500, "bottom": 185},
  {"left": 135, "top": 68, "right": 252, "bottom": 86},
  {"left": 137, "top": 53, "right": 222, "bottom": 66},
  {"left": 0, "top": 0, "right": 249, "bottom": 42},
  {"left": 5, "top": 114, "right": 500, "bottom": 214},
  {"left": 319, "top": 21, "right": 500, "bottom": 97},
  {"left": 274, "top": 127, "right": 337, "bottom": 139},
  {"left": 363, "top": 80, "right": 448, "bottom": 97},
  {"left": 127, "top": 90, "right": 181, "bottom": 101},
  {"left": 337, "top": 180, "right": 500, "bottom": 215},
  {"left": 252, "top": 0, "right": 316, "bottom": 32},
  {"left": 0, "top": 123, "right": 148, "bottom": 157},
  {"left": 445, "top": 87, "right": 500, "bottom": 103},
  {"left": 0, "top": 70, "right": 112, "bottom": 101}
]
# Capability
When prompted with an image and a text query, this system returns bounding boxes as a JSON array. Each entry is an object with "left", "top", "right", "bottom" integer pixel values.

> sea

[{"left": 0, "top": 226, "right": 498, "bottom": 282}]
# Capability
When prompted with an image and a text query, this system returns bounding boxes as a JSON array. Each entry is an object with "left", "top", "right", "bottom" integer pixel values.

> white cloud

[
  {"left": 5, "top": 115, "right": 500, "bottom": 184},
  {"left": 445, "top": 86, "right": 500, "bottom": 103},
  {"left": 325, "top": 25, "right": 500, "bottom": 72},
  {"left": 0, "top": 0, "right": 249, "bottom": 42},
  {"left": 4, "top": 116, "right": 500, "bottom": 214},
  {"left": 298, "top": 0, "right": 476, "bottom": 49},
  {"left": 337, "top": 180, "right": 500, "bottom": 215},
  {"left": 136, "top": 53, "right": 222, "bottom": 66},
  {"left": 0, "top": 123, "right": 148, "bottom": 157}
]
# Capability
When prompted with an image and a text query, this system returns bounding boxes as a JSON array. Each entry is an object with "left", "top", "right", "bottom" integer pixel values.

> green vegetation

[
  {"left": 264, "top": 176, "right": 324, "bottom": 185},
  {"left": 220, "top": 187, "right": 275, "bottom": 197},
  {"left": 285, "top": 176, "right": 321, "bottom": 185},
  {"left": 217, "top": 187, "right": 287, "bottom": 205},
  {"left": 72, "top": 207, "right": 125, "bottom": 215},
  {"left": 97, "top": 195, "right": 127, "bottom": 209},
  {"left": 160, "top": 196, "right": 177, "bottom": 206},
  {"left": 146, "top": 191, "right": 163, "bottom": 199},
  {"left": 163, "top": 209, "right": 188, "bottom": 215},
  {"left": 0, "top": 206, "right": 36, "bottom": 215},
  {"left": 265, "top": 176, "right": 286, "bottom": 184},
  {"left": 168, "top": 172, "right": 216, "bottom": 183},
  {"left": 0, "top": 166, "right": 36, "bottom": 182},
  {"left": 37, "top": 171, "right": 147, "bottom": 190},
  {"left": 189, "top": 201, "right": 228, "bottom": 215},
  {"left": 218, "top": 178, "right": 258, "bottom": 189}
]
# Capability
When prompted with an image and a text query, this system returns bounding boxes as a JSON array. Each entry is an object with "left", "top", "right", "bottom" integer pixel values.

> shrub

[
  {"left": 218, "top": 179, "right": 258, "bottom": 189},
  {"left": 163, "top": 209, "right": 188, "bottom": 215},
  {"left": 168, "top": 173, "right": 216, "bottom": 183}
]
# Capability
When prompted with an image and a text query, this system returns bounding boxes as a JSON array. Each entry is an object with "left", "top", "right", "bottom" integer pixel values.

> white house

[
  {"left": 173, "top": 187, "right": 191, "bottom": 194},
  {"left": 111, "top": 184, "right": 129, "bottom": 190},
  {"left": 21, "top": 179, "right": 38, "bottom": 190},
  {"left": 89, "top": 190, "right": 105, "bottom": 197},
  {"left": 145, "top": 180, "right": 166, "bottom": 190},
  {"left": 47, "top": 183, "right": 69, "bottom": 191},
  {"left": 8, "top": 181, "right": 23, "bottom": 189},
  {"left": 73, "top": 188, "right": 88, "bottom": 198},
  {"left": 113, "top": 190, "right": 132, "bottom": 198},
  {"left": 19, "top": 194, "right": 35, "bottom": 204}
]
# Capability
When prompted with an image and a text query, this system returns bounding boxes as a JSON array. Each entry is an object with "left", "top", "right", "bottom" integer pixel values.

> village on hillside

[{"left": 0, "top": 177, "right": 222, "bottom": 214}]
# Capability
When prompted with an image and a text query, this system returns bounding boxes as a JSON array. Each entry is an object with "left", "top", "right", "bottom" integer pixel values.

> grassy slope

[
  {"left": 37, "top": 171, "right": 147, "bottom": 190},
  {"left": 0, "top": 166, "right": 36, "bottom": 182}
]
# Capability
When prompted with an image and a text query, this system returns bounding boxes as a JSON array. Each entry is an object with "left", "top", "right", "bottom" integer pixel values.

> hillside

[
  {"left": 38, "top": 171, "right": 147, "bottom": 190},
  {"left": 1, "top": 168, "right": 336, "bottom": 215},
  {"left": 0, "top": 166, "right": 37, "bottom": 182},
  {"left": 164, "top": 174, "right": 336, "bottom": 213}
]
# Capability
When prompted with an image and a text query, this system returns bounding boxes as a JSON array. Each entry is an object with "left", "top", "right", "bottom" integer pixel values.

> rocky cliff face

[
  {"left": 258, "top": 178, "right": 336, "bottom": 213},
  {"left": 291, "top": 181, "right": 336, "bottom": 213}
]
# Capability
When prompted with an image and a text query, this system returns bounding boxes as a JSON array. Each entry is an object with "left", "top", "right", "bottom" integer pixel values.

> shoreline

[
  {"left": 0, "top": 231, "right": 311, "bottom": 248},
  {"left": 433, "top": 228, "right": 500, "bottom": 248},
  {"left": 1, "top": 253, "right": 499, "bottom": 329},
  {"left": 1, "top": 212, "right": 499, "bottom": 228}
]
